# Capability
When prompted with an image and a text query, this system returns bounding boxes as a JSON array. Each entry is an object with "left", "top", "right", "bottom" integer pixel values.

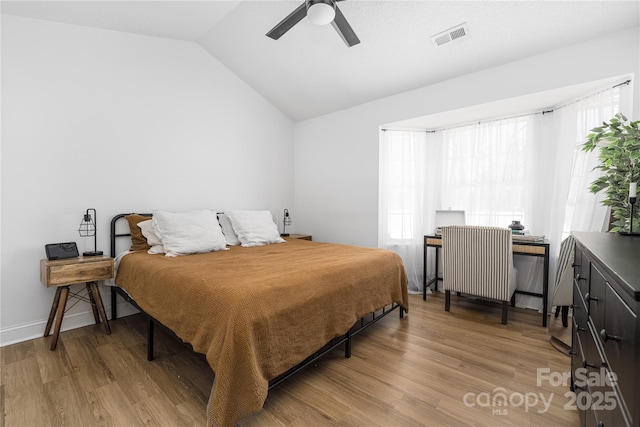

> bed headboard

[{"left": 110, "top": 213, "right": 152, "bottom": 257}]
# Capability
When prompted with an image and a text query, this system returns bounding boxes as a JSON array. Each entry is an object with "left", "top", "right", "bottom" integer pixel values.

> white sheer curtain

[
  {"left": 541, "top": 84, "right": 632, "bottom": 310},
  {"left": 555, "top": 85, "right": 632, "bottom": 237},
  {"left": 439, "top": 116, "right": 537, "bottom": 228},
  {"left": 378, "top": 129, "right": 429, "bottom": 293}
]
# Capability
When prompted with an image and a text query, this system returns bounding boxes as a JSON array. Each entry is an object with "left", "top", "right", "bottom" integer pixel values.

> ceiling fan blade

[
  {"left": 331, "top": 4, "right": 360, "bottom": 47},
  {"left": 266, "top": 2, "right": 307, "bottom": 40}
]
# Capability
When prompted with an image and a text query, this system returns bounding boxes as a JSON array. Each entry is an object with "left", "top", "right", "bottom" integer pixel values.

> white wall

[
  {"left": 0, "top": 15, "right": 294, "bottom": 345},
  {"left": 293, "top": 26, "right": 640, "bottom": 247}
]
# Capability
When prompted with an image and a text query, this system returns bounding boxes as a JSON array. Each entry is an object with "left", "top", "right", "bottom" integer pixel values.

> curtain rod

[
  {"left": 614, "top": 79, "right": 632, "bottom": 88},
  {"left": 382, "top": 78, "right": 631, "bottom": 134},
  {"left": 542, "top": 79, "right": 631, "bottom": 115},
  {"left": 380, "top": 128, "right": 432, "bottom": 133}
]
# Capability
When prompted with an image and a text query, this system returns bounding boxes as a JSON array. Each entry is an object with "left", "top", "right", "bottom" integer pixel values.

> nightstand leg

[
  {"left": 50, "top": 286, "right": 70, "bottom": 351},
  {"left": 44, "top": 287, "right": 62, "bottom": 337},
  {"left": 89, "top": 281, "right": 111, "bottom": 335},
  {"left": 86, "top": 283, "right": 101, "bottom": 324}
]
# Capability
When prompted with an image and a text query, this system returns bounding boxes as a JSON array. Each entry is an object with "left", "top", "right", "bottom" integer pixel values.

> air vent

[{"left": 431, "top": 23, "right": 469, "bottom": 47}]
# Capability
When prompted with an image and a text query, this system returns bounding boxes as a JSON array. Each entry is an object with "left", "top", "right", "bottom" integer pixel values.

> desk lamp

[
  {"left": 78, "top": 208, "right": 103, "bottom": 256},
  {"left": 281, "top": 209, "right": 292, "bottom": 236}
]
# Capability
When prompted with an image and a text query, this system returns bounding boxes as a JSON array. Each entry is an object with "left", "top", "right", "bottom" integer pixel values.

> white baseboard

[{"left": 0, "top": 302, "right": 140, "bottom": 347}]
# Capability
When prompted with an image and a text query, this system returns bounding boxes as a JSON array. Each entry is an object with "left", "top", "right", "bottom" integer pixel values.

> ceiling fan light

[{"left": 307, "top": 1, "right": 335, "bottom": 26}]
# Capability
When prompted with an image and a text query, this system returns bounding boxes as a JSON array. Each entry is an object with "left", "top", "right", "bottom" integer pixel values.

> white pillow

[
  {"left": 225, "top": 210, "right": 285, "bottom": 247},
  {"left": 217, "top": 213, "right": 241, "bottom": 246},
  {"left": 152, "top": 210, "right": 228, "bottom": 257},
  {"left": 137, "top": 220, "right": 165, "bottom": 254}
]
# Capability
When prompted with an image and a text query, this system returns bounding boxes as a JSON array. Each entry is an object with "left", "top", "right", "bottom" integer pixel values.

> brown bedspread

[{"left": 115, "top": 238, "right": 408, "bottom": 427}]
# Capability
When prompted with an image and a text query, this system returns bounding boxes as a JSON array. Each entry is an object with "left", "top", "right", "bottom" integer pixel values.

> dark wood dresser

[{"left": 572, "top": 232, "right": 640, "bottom": 427}]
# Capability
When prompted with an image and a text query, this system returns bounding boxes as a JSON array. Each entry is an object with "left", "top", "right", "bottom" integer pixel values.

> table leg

[
  {"left": 50, "top": 286, "right": 69, "bottom": 351},
  {"left": 89, "top": 282, "right": 111, "bottom": 335},
  {"left": 434, "top": 247, "right": 439, "bottom": 292},
  {"left": 44, "top": 287, "right": 62, "bottom": 337},
  {"left": 424, "top": 244, "right": 441, "bottom": 300},
  {"left": 423, "top": 242, "right": 427, "bottom": 301},
  {"left": 86, "top": 283, "right": 101, "bottom": 324},
  {"left": 542, "top": 250, "right": 550, "bottom": 327}
]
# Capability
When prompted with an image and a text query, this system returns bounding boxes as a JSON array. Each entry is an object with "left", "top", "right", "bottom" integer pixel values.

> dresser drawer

[
  {"left": 583, "top": 323, "right": 604, "bottom": 373},
  {"left": 40, "top": 257, "right": 114, "bottom": 287},
  {"left": 593, "top": 384, "right": 630, "bottom": 427},
  {"left": 571, "top": 317, "right": 585, "bottom": 391},
  {"left": 574, "top": 281, "right": 589, "bottom": 332},
  {"left": 602, "top": 282, "right": 636, "bottom": 420},
  {"left": 574, "top": 248, "right": 589, "bottom": 297},
  {"left": 588, "top": 264, "right": 607, "bottom": 333}
]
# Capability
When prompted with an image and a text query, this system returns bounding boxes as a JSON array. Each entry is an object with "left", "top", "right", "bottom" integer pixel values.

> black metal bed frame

[{"left": 109, "top": 213, "right": 405, "bottom": 390}]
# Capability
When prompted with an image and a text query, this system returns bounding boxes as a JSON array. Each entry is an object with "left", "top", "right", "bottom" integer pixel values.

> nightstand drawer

[
  {"left": 285, "top": 234, "right": 312, "bottom": 241},
  {"left": 40, "top": 257, "right": 114, "bottom": 287}
]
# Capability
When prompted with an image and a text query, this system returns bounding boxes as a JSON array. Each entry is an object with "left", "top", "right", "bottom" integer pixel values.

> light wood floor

[{"left": 1, "top": 293, "right": 577, "bottom": 426}]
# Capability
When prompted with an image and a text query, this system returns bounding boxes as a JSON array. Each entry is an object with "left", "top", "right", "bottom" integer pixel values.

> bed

[{"left": 109, "top": 211, "right": 409, "bottom": 427}]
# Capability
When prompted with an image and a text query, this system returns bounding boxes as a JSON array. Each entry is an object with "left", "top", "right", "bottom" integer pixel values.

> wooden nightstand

[
  {"left": 283, "top": 234, "right": 312, "bottom": 241},
  {"left": 40, "top": 256, "right": 114, "bottom": 350}
]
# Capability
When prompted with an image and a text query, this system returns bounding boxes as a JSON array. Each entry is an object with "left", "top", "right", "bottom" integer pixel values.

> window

[
  {"left": 440, "top": 116, "right": 533, "bottom": 227},
  {"left": 379, "top": 130, "right": 426, "bottom": 242},
  {"left": 378, "top": 81, "right": 629, "bottom": 296}
]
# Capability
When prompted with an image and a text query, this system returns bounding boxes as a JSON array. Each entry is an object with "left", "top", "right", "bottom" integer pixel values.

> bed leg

[
  {"left": 399, "top": 306, "right": 404, "bottom": 318},
  {"left": 345, "top": 330, "right": 352, "bottom": 358},
  {"left": 147, "top": 318, "right": 155, "bottom": 361},
  {"left": 110, "top": 287, "right": 117, "bottom": 320}
]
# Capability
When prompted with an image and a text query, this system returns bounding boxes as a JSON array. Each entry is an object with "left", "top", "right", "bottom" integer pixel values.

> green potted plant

[{"left": 583, "top": 113, "right": 640, "bottom": 233}]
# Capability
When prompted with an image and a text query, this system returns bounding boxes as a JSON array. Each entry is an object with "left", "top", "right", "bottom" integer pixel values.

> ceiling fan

[{"left": 266, "top": 0, "right": 360, "bottom": 47}]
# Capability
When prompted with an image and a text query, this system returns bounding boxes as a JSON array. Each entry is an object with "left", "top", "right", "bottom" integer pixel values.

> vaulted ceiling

[{"left": 2, "top": 1, "right": 639, "bottom": 122}]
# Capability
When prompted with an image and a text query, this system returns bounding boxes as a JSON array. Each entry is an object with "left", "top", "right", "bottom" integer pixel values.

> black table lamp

[
  {"left": 281, "top": 208, "right": 292, "bottom": 236},
  {"left": 78, "top": 208, "right": 103, "bottom": 256}
]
